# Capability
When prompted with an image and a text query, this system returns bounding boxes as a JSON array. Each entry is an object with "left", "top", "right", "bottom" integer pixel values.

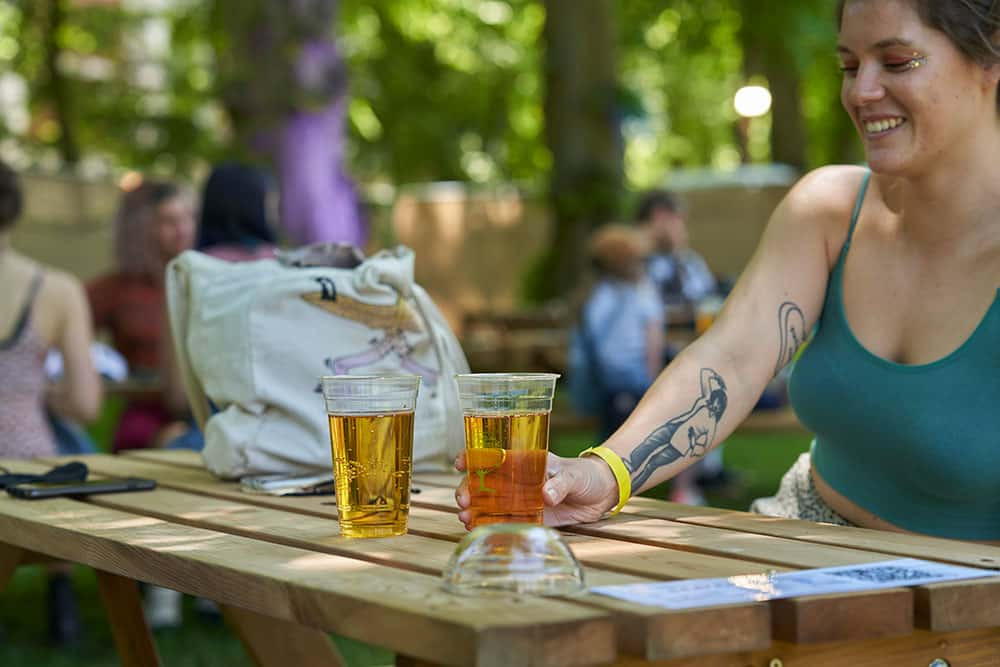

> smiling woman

[{"left": 455, "top": 0, "right": 1000, "bottom": 542}]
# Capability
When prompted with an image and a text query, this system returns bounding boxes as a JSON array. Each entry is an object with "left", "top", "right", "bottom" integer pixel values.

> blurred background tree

[
  {"left": 209, "top": 0, "right": 364, "bottom": 244},
  {"left": 0, "top": 0, "right": 859, "bottom": 294}
]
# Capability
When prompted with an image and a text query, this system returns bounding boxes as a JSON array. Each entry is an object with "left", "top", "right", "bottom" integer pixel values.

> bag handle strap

[{"left": 165, "top": 256, "right": 212, "bottom": 429}]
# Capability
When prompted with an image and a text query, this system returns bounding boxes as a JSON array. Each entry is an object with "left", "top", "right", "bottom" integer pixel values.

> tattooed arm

[
  {"left": 569, "top": 167, "right": 865, "bottom": 504},
  {"left": 455, "top": 167, "right": 866, "bottom": 528}
]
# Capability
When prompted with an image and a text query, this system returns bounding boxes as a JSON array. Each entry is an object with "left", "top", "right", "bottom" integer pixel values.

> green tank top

[{"left": 788, "top": 171, "right": 1000, "bottom": 540}]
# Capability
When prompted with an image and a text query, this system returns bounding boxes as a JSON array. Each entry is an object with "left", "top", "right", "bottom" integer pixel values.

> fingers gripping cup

[
  {"left": 321, "top": 375, "right": 420, "bottom": 538},
  {"left": 456, "top": 373, "right": 559, "bottom": 528}
]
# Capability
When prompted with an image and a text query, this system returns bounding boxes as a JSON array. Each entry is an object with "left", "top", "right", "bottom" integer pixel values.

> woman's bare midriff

[{"left": 810, "top": 464, "right": 1000, "bottom": 546}]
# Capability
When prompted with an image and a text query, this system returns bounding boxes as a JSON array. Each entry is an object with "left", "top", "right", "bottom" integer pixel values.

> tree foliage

[{"left": 0, "top": 1, "right": 859, "bottom": 190}]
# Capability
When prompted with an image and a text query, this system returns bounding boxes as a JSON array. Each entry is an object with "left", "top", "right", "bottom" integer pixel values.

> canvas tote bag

[{"left": 166, "top": 245, "right": 469, "bottom": 479}]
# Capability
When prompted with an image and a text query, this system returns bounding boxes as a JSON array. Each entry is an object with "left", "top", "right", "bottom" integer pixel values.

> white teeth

[{"left": 863, "top": 117, "right": 904, "bottom": 133}]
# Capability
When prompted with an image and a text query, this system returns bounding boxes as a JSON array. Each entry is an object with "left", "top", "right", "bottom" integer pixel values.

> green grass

[
  {"left": 0, "top": 424, "right": 809, "bottom": 666},
  {"left": 0, "top": 568, "right": 392, "bottom": 667}
]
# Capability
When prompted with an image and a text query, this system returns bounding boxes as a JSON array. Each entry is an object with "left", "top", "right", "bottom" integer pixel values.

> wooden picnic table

[{"left": 2, "top": 450, "right": 1000, "bottom": 666}]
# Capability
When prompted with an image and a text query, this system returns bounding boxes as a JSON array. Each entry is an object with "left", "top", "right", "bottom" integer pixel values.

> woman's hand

[{"left": 454, "top": 451, "right": 619, "bottom": 530}]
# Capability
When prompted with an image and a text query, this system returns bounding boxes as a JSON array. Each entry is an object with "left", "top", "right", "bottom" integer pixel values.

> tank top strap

[
  {"left": 842, "top": 169, "right": 870, "bottom": 255},
  {"left": 1, "top": 270, "right": 44, "bottom": 349}
]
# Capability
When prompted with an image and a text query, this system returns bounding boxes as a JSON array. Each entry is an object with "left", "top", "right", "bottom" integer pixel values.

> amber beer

[
  {"left": 328, "top": 411, "right": 414, "bottom": 538},
  {"left": 464, "top": 412, "right": 549, "bottom": 527}
]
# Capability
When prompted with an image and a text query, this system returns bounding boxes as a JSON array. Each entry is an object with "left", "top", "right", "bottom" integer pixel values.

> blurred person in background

[
  {"left": 152, "top": 162, "right": 280, "bottom": 628},
  {"left": 575, "top": 224, "right": 664, "bottom": 439},
  {"left": 636, "top": 190, "right": 739, "bottom": 502},
  {"left": 164, "top": 161, "right": 279, "bottom": 455},
  {"left": 87, "top": 179, "right": 195, "bottom": 453},
  {"left": 196, "top": 161, "right": 278, "bottom": 261},
  {"left": 636, "top": 189, "right": 719, "bottom": 324},
  {"left": 575, "top": 224, "right": 663, "bottom": 440},
  {"left": 0, "top": 159, "right": 102, "bottom": 645},
  {"left": 571, "top": 224, "right": 704, "bottom": 505},
  {"left": 86, "top": 179, "right": 197, "bottom": 630}
]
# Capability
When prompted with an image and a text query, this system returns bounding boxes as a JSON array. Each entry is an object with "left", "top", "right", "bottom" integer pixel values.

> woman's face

[
  {"left": 838, "top": 0, "right": 998, "bottom": 175},
  {"left": 152, "top": 196, "right": 195, "bottom": 259}
]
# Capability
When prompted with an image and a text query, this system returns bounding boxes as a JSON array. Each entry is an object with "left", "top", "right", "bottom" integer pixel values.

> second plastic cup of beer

[
  {"left": 456, "top": 373, "right": 559, "bottom": 528},
  {"left": 321, "top": 375, "right": 420, "bottom": 538}
]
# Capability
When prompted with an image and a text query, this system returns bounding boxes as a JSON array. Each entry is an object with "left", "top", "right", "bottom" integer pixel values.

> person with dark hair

[
  {"left": 87, "top": 179, "right": 195, "bottom": 453},
  {"left": 0, "top": 160, "right": 102, "bottom": 644},
  {"left": 196, "top": 161, "right": 278, "bottom": 261},
  {"left": 458, "top": 0, "right": 1000, "bottom": 540}
]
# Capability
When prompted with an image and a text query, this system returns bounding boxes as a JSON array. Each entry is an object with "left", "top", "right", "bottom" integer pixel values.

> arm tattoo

[
  {"left": 624, "top": 368, "right": 728, "bottom": 492},
  {"left": 774, "top": 301, "right": 806, "bottom": 376}
]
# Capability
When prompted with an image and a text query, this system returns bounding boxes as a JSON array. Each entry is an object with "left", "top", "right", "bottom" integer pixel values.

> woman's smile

[{"left": 862, "top": 116, "right": 906, "bottom": 136}]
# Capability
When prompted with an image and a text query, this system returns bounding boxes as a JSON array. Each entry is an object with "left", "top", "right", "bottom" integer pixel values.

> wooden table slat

[
  {"left": 619, "top": 496, "right": 1000, "bottom": 570},
  {"left": 410, "top": 471, "right": 1000, "bottom": 571},
  {"left": 627, "top": 627, "right": 1000, "bottom": 667}
]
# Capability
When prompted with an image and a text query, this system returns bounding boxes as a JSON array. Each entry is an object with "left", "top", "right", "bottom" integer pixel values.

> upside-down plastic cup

[
  {"left": 441, "top": 524, "right": 586, "bottom": 596},
  {"left": 321, "top": 375, "right": 420, "bottom": 538},
  {"left": 456, "top": 373, "right": 559, "bottom": 528}
]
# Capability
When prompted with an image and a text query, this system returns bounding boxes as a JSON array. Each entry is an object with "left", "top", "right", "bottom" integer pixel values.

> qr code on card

[{"left": 828, "top": 565, "right": 936, "bottom": 584}]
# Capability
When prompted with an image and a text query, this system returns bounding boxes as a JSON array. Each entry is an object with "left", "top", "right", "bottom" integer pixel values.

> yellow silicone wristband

[{"left": 579, "top": 445, "right": 631, "bottom": 516}]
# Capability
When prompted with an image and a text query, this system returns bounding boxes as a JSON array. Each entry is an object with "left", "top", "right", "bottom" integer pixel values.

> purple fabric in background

[
  {"left": 278, "top": 97, "right": 365, "bottom": 247},
  {"left": 276, "top": 21, "right": 365, "bottom": 247},
  {"left": 221, "top": 1, "right": 366, "bottom": 247}
]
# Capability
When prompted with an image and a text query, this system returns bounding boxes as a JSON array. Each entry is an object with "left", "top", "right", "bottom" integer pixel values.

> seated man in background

[{"left": 635, "top": 189, "right": 718, "bottom": 325}]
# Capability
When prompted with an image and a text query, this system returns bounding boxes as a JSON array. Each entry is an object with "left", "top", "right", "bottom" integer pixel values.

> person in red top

[{"left": 87, "top": 179, "right": 196, "bottom": 452}]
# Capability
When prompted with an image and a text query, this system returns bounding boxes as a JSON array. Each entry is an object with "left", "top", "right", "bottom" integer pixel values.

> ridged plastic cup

[
  {"left": 321, "top": 375, "right": 420, "bottom": 538},
  {"left": 455, "top": 373, "right": 559, "bottom": 528}
]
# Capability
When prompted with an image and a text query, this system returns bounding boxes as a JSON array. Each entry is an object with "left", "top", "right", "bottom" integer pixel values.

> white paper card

[{"left": 590, "top": 558, "right": 996, "bottom": 610}]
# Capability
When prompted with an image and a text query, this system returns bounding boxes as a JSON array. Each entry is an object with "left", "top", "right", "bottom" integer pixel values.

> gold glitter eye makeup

[{"left": 885, "top": 53, "right": 926, "bottom": 72}]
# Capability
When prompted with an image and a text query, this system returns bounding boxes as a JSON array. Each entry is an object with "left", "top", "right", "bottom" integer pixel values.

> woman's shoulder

[
  {"left": 781, "top": 165, "right": 868, "bottom": 223},
  {"left": 37, "top": 265, "right": 87, "bottom": 308},
  {"left": 770, "top": 165, "right": 870, "bottom": 259}
]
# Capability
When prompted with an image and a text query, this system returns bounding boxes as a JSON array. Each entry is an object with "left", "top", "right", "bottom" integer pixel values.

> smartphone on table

[{"left": 7, "top": 478, "right": 156, "bottom": 500}]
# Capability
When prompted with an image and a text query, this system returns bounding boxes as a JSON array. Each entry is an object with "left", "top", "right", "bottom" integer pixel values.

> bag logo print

[{"left": 302, "top": 279, "right": 440, "bottom": 389}]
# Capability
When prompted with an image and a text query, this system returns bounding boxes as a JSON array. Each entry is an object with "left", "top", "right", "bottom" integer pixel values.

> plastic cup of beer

[
  {"left": 321, "top": 375, "right": 420, "bottom": 538},
  {"left": 456, "top": 373, "right": 559, "bottom": 528}
]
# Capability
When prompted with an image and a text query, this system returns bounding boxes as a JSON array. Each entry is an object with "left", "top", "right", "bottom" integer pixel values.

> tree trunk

[
  {"left": 211, "top": 0, "right": 364, "bottom": 247},
  {"left": 739, "top": 0, "right": 806, "bottom": 171},
  {"left": 41, "top": 0, "right": 80, "bottom": 166},
  {"left": 533, "top": 0, "right": 622, "bottom": 301}
]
